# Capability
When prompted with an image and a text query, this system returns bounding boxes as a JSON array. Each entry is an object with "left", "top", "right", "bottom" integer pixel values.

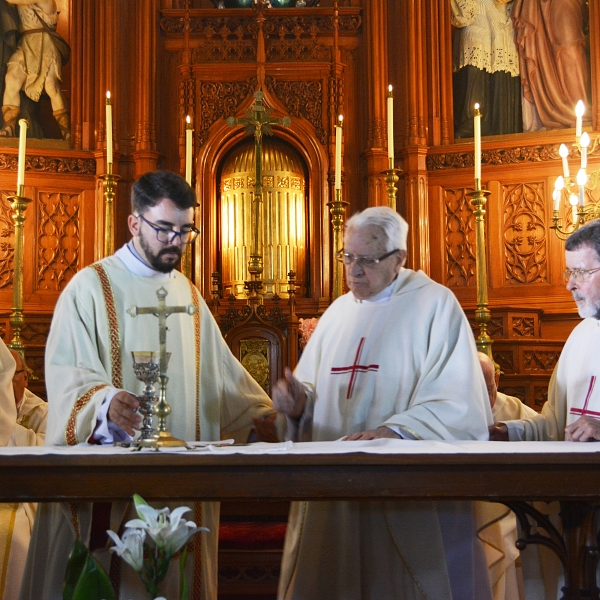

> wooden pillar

[
  {"left": 399, "top": 0, "right": 430, "bottom": 274},
  {"left": 133, "top": 0, "right": 160, "bottom": 177},
  {"left": 362, "top": 0, "right": 389, "bottom": 207}
]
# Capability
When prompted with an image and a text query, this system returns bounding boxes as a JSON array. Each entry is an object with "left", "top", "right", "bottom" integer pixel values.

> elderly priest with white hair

[{"left": 273, "top": 206, "right": 494, "bottom": 600}]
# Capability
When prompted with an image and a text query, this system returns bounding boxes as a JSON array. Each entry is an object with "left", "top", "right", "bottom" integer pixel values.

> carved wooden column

[
  {"left": 398, "top": 0, "right": 430, "bottom": 274},
  {"left": 362, "top": 0, "right": 389, "bottom": 208},
  {"left": 133, "top": 0, "right": 160, "bottom": 177}
]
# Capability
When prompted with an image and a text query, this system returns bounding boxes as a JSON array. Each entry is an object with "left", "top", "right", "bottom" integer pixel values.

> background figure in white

[
  {"left": 452, "top": 0, "right": 522, "bottom": 138},
  {"left": 1, "top": 0, "right": 69, "bottom": 139},
  {"left": 0, "top": 343, "right": 47, "bottom": 600}
]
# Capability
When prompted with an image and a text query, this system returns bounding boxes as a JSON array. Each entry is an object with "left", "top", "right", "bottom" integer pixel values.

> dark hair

[
  {"left": 565, "top": 220, "right": 600, "bottom": 261},
  {"left": 131, "top": 171, "right": 196, "bottom": 214}
]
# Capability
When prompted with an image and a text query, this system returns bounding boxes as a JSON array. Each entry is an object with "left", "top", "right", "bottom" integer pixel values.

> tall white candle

[
  {"left": 17, "top": 119, "right": 27, "bottom": 189},
  {"left": 580, "top": 132, "right": 590, "bottom": 170},
  {"left": 474, "top": 103, "right": 481, "bottom": 185},
  {"left": 106, "top": 91, "right": 113, "bottom": 166},
  {"left": 559, "top": 144, "right": 570, "bottom": 178},
  {"left": 575, "top": 100, "right": 585, "bottom": 139},
  {"left": 335, "top": 115, "right": 343, "bottom": 190},
  {"left": 552, "top": 189, "right": 561, "bottom": 212},
  {"left": 387, "top": 85, "right": 394, "bottom": 162},
  {"left": 185, "top": 115, "right": 192, "bottom": 185},
  {"left": 577, "top": 168, "right": 587, "bottom": 207}
]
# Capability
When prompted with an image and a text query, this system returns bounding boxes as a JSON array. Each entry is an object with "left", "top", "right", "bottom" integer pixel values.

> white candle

[
  {"left": 580, "top": 132, "right": 590, "bottom": 170},
  {"left": 552, "top": 189, "right": 561, "bottom": 212},
  {"left": 106, "top": 91, "right": 113, "bottom": 166},
  {"left": 575, "top": 100, "right": 585, "bottom": 139},
  {"left": 335, "top": 115, "right": 343, "bottom": 190},
  {"left": 17, "top": 118, "right": 27, "bottom": 189},
  {"left": 185, "top": 115, "right": 192, "bottom": 185},
  {"left": 474, "top": 103, "right": 481, "bottom": 185},
  {"left": 387, "top": 85, "right": 394, "bottom": 162},
  {"left": 577, "top": 168, "right": 587, "bottom": 207},
  {"left": 559, "top": 144, "right": 570, "bottom": 178}
]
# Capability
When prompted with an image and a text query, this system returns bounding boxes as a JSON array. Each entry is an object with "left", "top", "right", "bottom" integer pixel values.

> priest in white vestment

[
  {"left": 20, "top": 171, "right": 280, "bottom": 600},
  {"left": 0, "top": 343, "right": 47, "bottom": 600},
  {"left": 273, "top": 207, "right": 493, "bottom": 600},
  {"left": 490, "top": 220, "right": 600, "bottom": 443}
]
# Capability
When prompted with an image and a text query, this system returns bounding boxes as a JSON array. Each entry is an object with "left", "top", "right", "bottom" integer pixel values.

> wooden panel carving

[
  {"left": 20, "top": 321, "right": 51, "bottom": 344},
  {"left": 0, "top": 154, "right": 95, "bottom": 175},
  {"left": 533, "top": 385, "right": 549, "bottom": 410},
  {"left": 427, "top": 144, "right": 563, "bottom": 171},
  {"left": 512, "top": 317, "right": 535, "bottom": 337},
  {"left": 445, "top": 187, "right": 476, "bottom": 287},
  {"left": 0, "top": 191, "right": 14, "bottom": 289},
  {"left": 37, "top": 192, "right": 80, "bottom": 291},
  {"left": 265, "top": 77, "right": 325, "bottom": 144},
  {"left": 503, "top": 182, "right": 547, "bottom": 285},
  {"left": 199, "top": 79, "right": 256, "bottom": 146},
  {"left": 523, "top": 350, "right": 561, "bottom": 372},
  {"left": 494, "top": 351, "right": 515, "bottom": 374}
]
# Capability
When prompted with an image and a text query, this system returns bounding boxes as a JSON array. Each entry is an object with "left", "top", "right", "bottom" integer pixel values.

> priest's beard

[
  {"left": 138, "top": 232, "right": 183, "bottom": 273},
  {"left": 572, "top": 292, "right": 600, "bottom": 320}
]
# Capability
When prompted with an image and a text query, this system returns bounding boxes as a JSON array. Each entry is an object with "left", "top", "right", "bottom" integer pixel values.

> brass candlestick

[
  {"left": 381, "top": 158, "right": 402, "bottom": 211},
  {"left": 7, "top": 184, "right": 30, "bottom": 355},
  {"left": 468, "top": 187, "right": 493, "bottom": 359},
  {"left": 99, "top": 163, "right": 120, "bottom": 258},
  {"left": 327, "top": 188, "right": 349, "bottom": 300}
]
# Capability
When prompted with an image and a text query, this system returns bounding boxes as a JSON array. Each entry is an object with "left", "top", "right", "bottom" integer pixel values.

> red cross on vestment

[
  {"left": 569, "top": 376, "right": 599, "bottom": 418},
  {"left": 330, "top": 337, "right": 379, "bottom": 399}
]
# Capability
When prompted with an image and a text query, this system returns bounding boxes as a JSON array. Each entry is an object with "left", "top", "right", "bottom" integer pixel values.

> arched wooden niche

[{"left": 218, "top": 137, "right": 308, "bottom": 299}]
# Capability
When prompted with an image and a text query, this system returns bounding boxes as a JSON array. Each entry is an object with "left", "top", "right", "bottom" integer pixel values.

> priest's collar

[
  {"left": 115, "top": 241, "right": 176, "bottom": 279},
  {"left": 353, "top": 277, "right": 396, "bottom": 304}
]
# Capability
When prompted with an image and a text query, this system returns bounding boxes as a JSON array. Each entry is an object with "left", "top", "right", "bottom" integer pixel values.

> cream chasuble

[
  {"left": 20, "top": 246, "right": 275, "bottom": 600},
  {"left": 279, "top": 269, "right": 493, "bottom": 600}
]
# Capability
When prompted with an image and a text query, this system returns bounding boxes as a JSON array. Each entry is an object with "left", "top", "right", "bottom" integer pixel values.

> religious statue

[
  {"left": 512, "top": 0, "right": 591, "bottom": 132},
  {"left": 452, "top": 0, "right": 522, "bottom": 138},
  {"left": 0, "top": 0, "right": 70, "bottom": 140}
]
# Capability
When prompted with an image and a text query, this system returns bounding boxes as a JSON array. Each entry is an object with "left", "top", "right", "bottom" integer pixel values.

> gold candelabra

[
  {"left": 100, "top": 163, "right": 120, "bottom": 258},
  {"left": 468, "top": 187, "right": 493, "bottom": 359},
  {"left": 7, "top": 184, "right": 30, "bottom": 355},
  {"left": 551, "top": 102, "right": 600, "bottom": 240},
  {"left": 381, "top": 157, "right": 402, "bottom": 212},
  {"left": 327, "top": 188, "right": 349, "bottom": 300}
]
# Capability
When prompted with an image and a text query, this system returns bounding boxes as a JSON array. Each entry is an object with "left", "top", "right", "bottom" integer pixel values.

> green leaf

[
  {"left": 65, "top": 548, "right": 116, "bottom": 600},
  {"left": 63, "top": 540, "right": 90, "bottom": 600},
  {"left": 179, "top": 546, "right": 189, "bottom": 600}
]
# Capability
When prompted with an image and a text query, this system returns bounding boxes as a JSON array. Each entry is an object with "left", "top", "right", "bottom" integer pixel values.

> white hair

[{"left": 345, "top": 206, "right": 408, "bottom": 252}]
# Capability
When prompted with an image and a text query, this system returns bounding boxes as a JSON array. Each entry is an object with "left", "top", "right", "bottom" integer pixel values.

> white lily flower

[
  {"left": 125, "top": 503, "right": 208, "bottom": 552},
  {"left": 107, "top": 528, "right": 145, "bottom": 572}
]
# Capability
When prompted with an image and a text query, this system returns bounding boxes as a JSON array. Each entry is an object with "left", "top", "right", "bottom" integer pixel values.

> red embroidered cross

[
  {"left": 569, "top": 376, "right": 599, "bottom": 418},
  {"left": 330, "top": 337, "right": 379, "bottom": 399}
]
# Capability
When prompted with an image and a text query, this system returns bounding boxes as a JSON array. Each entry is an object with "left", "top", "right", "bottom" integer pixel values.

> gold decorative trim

[
  {"left": 90, "top": 264, "right": 123, "bottom": 388},
  {"left": 188, "top": 281, "right": 202, "bottom": 441},
  {"left": 0, "top": 503, "right": 18, "bottom": 596},
  {"left": 65, "top": 384, "right": 109, "bottom": 446},
  {"left": 67, "top": 502, "right": 81, "bottom": 540}
]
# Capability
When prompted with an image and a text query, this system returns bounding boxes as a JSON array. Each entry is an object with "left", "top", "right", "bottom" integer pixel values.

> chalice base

[{"left": 136, "top": 430, "right": 192, "bottom": 451}]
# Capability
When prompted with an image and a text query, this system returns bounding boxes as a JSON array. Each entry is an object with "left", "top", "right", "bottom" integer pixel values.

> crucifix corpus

[
  {"left": 226, "top": 90, "right": 291, "bottom": 296},
  {"left": 127, "top": 286, "right": 198, "bottom": 449}
]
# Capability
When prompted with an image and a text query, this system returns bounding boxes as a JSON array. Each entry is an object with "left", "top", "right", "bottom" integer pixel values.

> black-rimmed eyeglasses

[
  {"left": 335, "top": 248, "right": 400, "bottom": 269},
  {"left": 136, "top": 214, "right": 199, "bottom": 244}
]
